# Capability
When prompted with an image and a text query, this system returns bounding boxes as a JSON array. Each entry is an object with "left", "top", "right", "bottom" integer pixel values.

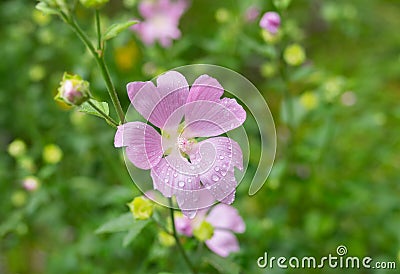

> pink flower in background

[
  {"left": 259, "top": 11, "right": 281, "bottom": 34},
  {"left": 115, "top": 71, "right": 246, "bottom": 218},
  {"left": 244, "top": 5, "right": 260, "bottom": 22},
  {"left": 175, "top": 204, "right": 246, "bottom": 257},
  {"left": 132, "top": 0, "right": 188, "bottom": 47}
]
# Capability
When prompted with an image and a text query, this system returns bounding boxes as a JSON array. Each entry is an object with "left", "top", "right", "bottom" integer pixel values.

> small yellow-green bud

[
  {"left": 260, "top": 63, "right": 277, "bottom": 78},
  {"left": 56, "top": 73, "right": 90, "bottom": 106},
  {"left": 127, "top": 196, "right": 154, "bottom": 220},
  {"left": 158, "top": 230, "right": 175, "bottom": 247},
  {"left": 299, "top": 91, "right": 319, "bottom": 110},
  {"left": 215, "top": 8, "right": 230, "bottom": 23},
  {"left": 43, "top": 144, "right": 63, "bottom": 164},
  {"left": 193, "top": 220, "right": 214, "bottom": 242},
  {"left": 283, "top": 44, "right": 306, "bottom": 66},
  {"left": 80, "top": 0, "right": 109, "bottom": 9},
  {"left": 8, "top": 139, "right": 27, "bottom": 158}
]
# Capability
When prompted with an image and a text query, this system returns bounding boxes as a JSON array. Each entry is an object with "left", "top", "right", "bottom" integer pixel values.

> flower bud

[
  {"left": 158, "top": 231, "right": 175, "bottom": 247},
  {"left": 259, "top": 12, "right": 281, "bottom": 34},
  {"left": 80, "top": 0, "right": 109, "bottom": 9},
  {"left": 23, "top": 176, "right": 40, "bottom": 192},
  {"left": 127, "top": 196, "right": 154, "bottom": 220},
  {"left": 43, "top": 144, "right": 63, "bottom": 164},
  {"left": 8, "top": 139, "right": 27, "bottom": 158},
  {"left": 300, "top": 91, "right": 319, "bottom": 110},
  {"left": 56, "top": 73, "right": 90, "bottom": 106},
  {"left": 193, "top": 220, "right": 214, "bottom": 242},
  {"left": 283, "top": 43, "right": 306, "bottom": 66}
]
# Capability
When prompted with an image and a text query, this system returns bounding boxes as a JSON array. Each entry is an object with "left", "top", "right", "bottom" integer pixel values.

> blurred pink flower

[
  {"left": 175, "top": 204, "right": 246, "bottom": 257},
  {"left": 132, "top": 0, "right": 188, "bottom": 47},
  {"left": 259, "top": 11, "right": 281, "bottom": 34},
  {"left": 245, "top": 5, "right": 260, "bottom": 22},
  {"left": 115, "top": 71, "right": 246, "bottom": 218}
]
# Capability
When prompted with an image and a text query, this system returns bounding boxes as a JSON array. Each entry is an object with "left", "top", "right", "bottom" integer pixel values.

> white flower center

[{"left": 177, "top": 136, "right": 194, "bottom": 154}]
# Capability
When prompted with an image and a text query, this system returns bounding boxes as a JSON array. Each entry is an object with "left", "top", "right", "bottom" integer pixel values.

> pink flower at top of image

[
  {"left": 132, "top": 0, "right": 188, "bottom": 47},
  {"left": 114, "top": 71, "right": 246, "bottom": 218},
  {"left": 175, "top": 204, "right": 245, "bottom": 257},
  {"left": 259, "top": 11, "right": 281, "bottom": 34}
]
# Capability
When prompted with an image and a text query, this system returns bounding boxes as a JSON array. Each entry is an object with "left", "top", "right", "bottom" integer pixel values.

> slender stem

[
  {"left": 169, "top": 199, "right": 197, "bottom": 274},
  {"left": 87, "top": 100, "right": 118, "bottom": 128},
  {"left": 96, "top": 56, "right": 126, "bottom": 123},
  {"left": 61, "top": 12, "right": 125, "bottom": 124},
  {"left": 95, "top": 10, "right": 102, "bottom": 51}
]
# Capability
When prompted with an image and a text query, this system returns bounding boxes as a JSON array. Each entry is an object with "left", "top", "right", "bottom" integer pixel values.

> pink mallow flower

[
  {"left": 132, "top": 0, "right": 188, "bottom": 47},
  {"left": 259, "top": 11, "right": 281, "bottom": 34},
  {"left": 114, "top": 71, "right": 246, "bottom": 218},
  {"left": 175, "top": 204, "right": 246, "bottom": 257}
]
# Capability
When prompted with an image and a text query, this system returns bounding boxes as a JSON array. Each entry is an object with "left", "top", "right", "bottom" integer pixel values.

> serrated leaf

[
  {"left": 204, "top": 254, "right": 241, "bottom": 274},
  {"left": 35, "top": 2, "right": 59, "bottom": 15},
  {"left": 79, "top": 100, "right": 109, "bottom": 118},
  {"left": 103, "top": 21, "right": 139, "bottom": 41},
  {"left": 122, "top": 220, "right": 149, "bottom": 247}
]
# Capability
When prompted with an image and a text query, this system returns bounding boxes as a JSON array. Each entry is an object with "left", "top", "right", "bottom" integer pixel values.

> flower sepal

[{"left": 56, "top": 73, "right": 90, "bottom": 106}]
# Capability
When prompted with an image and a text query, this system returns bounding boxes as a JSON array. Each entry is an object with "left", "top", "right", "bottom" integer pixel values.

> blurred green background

[{"left": 1, "top": 0, "right": 399, "bottom": 273}]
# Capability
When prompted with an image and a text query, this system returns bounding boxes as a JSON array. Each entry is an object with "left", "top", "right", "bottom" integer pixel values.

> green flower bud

[
  {"left": 56, "top": 73, "right": 90, "bottom": 106},
  {"left": 127, "top": 196, "right": 154, "bottom": 220},
  {"left": 193, "top": 220, "right": 214, "bottom": 242},
  {"left": 43, "top": 144, "right": 63, "bottom": 164},
  {"left": 283, "top": 43, "right": 306, "bottom": 66},
  {"left": 299, "top": 91, "right": 319, "bottom": 110},
  {"left": 158, "top": 231, "right": 175, "bottom": 247},
  {"left": 80, "top": 0, "right": 109, "bottom": 9},
  {"left": 8, "top": 139, "right": 27, "bottom": 158}
]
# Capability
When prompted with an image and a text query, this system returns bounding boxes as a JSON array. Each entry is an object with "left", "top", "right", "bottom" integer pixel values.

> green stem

[
  {"left": 87, "top": 100, "right": 118, "bottom": 128},
  {"left": 61, "top": 12, "right": 125, "bottom": 124},
  {"left": 169, "top": 199, "right": 197, "bottom": 274},
  {"left": 95, "top": 10, "right": 102, "bottom": 51}
]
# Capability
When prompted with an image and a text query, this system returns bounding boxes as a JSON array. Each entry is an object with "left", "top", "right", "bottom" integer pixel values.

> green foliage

[{"left": 103, "top": 21, "right": 139, "bottom": 41}]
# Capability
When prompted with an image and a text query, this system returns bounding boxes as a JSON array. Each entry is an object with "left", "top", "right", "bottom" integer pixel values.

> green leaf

[
  {"left": 78, "top": 99, "right": 109, "bottom": 118},
  {"left": 122, "top": 220, "right": 149, "bottom": 247},
  {"left": 96, "top": 213, "right": 150, "bottom": 234},
  {"left": 96, "top": 213, "right": 134, "bottom": 234},
  {"left": 204, "top": 254, "right": 241, "bottom": 274},
  {"left": 35, "top": 2, "right": 59, "bottom": 15},
  {"left": 103, "top": 21, "right": 139, "bottom": 41}
]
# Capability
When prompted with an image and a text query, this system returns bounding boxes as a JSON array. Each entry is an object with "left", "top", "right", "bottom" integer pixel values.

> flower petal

[
  {"left": 183, "top": 98, "right": 246, "bottom": 138},
  {"left": 206, "top": 204, "right": 245, "bottom": 233},
  {"left": 150, "top": 151, "right": 215, "bottom": 217},
  {"left": 205, "top": 230, "right": 240, "bottom": 257},
  {"left": 174, "top": 214, "right": 193, "bottom": 236},
  {"left": 189, "top": 137, "right": 243, "bottom": 203},
  {"left": 114, "top": 122, "right": 162, "bottom": 170},
  {"left": 187, "top": 75, "right": 224, "bottom": 103},
  {"left": 128, "top": 71, "right": 189, "bottom": 130}
]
